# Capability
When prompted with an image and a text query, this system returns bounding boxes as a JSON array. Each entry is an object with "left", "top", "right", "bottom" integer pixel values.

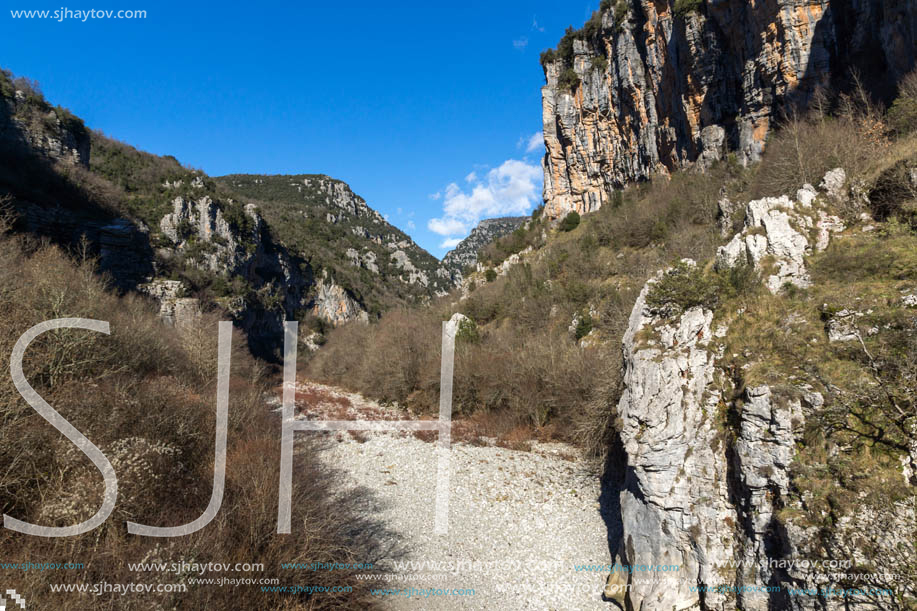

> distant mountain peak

[{"left": 441, "top": 216, "right": 527, "bottom": 278}]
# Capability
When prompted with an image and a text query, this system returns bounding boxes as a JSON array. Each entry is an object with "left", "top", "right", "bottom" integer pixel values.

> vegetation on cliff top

[
  {"left": 539, "top": 1, "right": 615, "bottom": 76},
  {"left": 0, "top": 69, "right": 88, "bottom": 141}
]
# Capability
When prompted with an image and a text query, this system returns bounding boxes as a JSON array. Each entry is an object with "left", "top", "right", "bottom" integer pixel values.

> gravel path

[{"left": 286, "top": 381, "right": 613, "bottom": 610}]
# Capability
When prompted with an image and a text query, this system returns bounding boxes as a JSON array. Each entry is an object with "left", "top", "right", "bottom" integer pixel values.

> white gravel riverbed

[{"left": 290, "top": 382, "right": 614, "bottom": 610}]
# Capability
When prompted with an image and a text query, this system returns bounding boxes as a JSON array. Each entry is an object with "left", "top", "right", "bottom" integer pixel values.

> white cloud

[
  {"left": 427, "top": 159, "right": 542, "bottom": 243},
  {"left": 513, "top": 37, "right": 528, "bottom": 50},
  {"left": 428, "top": 216, "right": 469, "bottom": 236},
  {"left": 525, "top": 131, "right": 544, "bottom": 153},
  {"left": 406, "top": 220, "right": 416, "bottom": 230},
  {"left": 440, "top": 237, "right": 462, "bottom": 249},
  {"left": 429, "top": 192, "right": 442, "bottom": 201},
  {"left": 465, "top": 171, "right": 477, "bottom": 183},
  {"left": 532, "top": 17, "right": 545, "bottom": 32}
]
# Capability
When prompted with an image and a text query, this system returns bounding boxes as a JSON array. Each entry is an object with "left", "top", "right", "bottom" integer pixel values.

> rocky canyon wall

[{"left": 541, "top": 0, "right": 917, "bottom": 219}]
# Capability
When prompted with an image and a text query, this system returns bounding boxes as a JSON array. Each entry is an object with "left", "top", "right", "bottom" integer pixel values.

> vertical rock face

[
  {"left": 159, "top": 196, "right": 261, "bottom": 275},
  {"left": 616, "top": 268, "right": 735, "bottom": 610},
  {"left": 612, "top": 173, "right": 915, "bottom": 610},
  {"left": 541, "top": 0, "right": 917, "bottom": 219},
  {"left": 153, "top": 194, "right": 369, "bottom": 352},
  {"left": 310, "top": 273, "right": 370, "bottom": 326}
]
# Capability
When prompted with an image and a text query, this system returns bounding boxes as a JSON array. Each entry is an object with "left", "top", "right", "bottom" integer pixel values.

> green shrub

[
  {"left": 574, "top": 313, "right": 594, "bottom": 340},
  {"left": 557, "top": 26, "right": 578, "bottom": 65},
  {"left": 592, "top": 56, "right": 609, "bottom": 72},
  {"left": 719, "top": 262, "right": 761, "bottom": 300},
  {"left": 539, "top": 48, "right": 557, "bottom": 66},
  {"left": 176, "top": 219, "right": 195, "bottom": 241},
  {"left": 889, "top": 69, "right": 917, "bottom": 136},
  {"left": 221, "top": 200, "right": 256, "bottom": 237},
  {"left": 888, "top": 96, "right": 917, "bottom": 136},
  {"left": 456, "top": 317, "right": 481, "bottom": 343},
  {"left": 558, "top": 68, "right": 581, "bottom": 91},
  {"left": 559, "top": 211, "right": 581, "bottom": 232},
  {"left": 614, "top": 0, "right": 629, "bottom": 30},
  {"left": 583, "top": 11, "right": 605, "bottom": 40},
  {"left": 611, "top": 189, "right": 624, "bottom": 208},
  {"left": 485, "top": 268, "right": 498, "bottom": 282},
  {"left": 0, "top": 69, "right": 13, "bottom": 99},
  {"left": 646, "top": 261, "right": 718, "bottom": 315},
  {"left": 674, "top": 0, "right": 703, "bottom": 18}
]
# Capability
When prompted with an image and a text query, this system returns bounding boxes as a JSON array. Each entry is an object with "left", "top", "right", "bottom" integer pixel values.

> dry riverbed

[{"left": 275, "top": 381, "right": 613, "bottom": 610}]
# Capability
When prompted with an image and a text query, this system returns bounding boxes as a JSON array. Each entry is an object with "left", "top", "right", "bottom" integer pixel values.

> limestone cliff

[
  {"left": 607, "top": 172, "right": 916, "bottom": 610},
  {"left": 216, "top": 174, "right": 458, "bottom": 303},
  {"left": 541, "top": 0, "right": 917, "bottom": 219}
]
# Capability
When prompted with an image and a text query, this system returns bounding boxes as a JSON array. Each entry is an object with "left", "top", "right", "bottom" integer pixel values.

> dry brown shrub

[
  {"left": 750, "top": 101, "right": 890, "bottom": 199},
  {"left": 0, "top": 236, "right": 386, "bottom": 609},
  {"left": 308, "top": 308, "right": 440, "bottom": 407}
]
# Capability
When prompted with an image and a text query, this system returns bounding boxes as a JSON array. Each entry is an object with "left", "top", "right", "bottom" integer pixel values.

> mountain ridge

[
  {"left": 0, "top": 67, "right": 454, "bottom": 358},
  {"left": 440, "top": 215, "right": 527, "bottom": 281}
]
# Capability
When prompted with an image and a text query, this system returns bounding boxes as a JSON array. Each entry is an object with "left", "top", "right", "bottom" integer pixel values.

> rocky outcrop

[
  {"left": 346, "top": 248, "right": 379, "bottom": 274},
  {"left": 150, "top": 193, "right": 368, "bottom": 354},
  {"left": 476, "top": 246, "right": 534, "bottom": 278},
  {"left": 614, "top": 264, "right": 735, "bottom": 610},
  {"left": 714, "top": 171, "right": 845, "bottom": 293},
  {"left": 159, "top": 196, "right": 260, "bottom": 275},
  {"left": 441, "top": 216, "right": 527, "bottom": 280},
  {"left": 311, "top": 273, "right": 369, "bottom": 326},
  {"left": 138, "top": 280, "right": 201, "bottom": 328},
  {"left": 0, "top": 76, "right": 90, "bottom": 167},
  {"left": 541, "top": 0, "right": 917, "bottom": 219},
  {"left": 609, "top": 173, "right": 914, "bottom": 610},
  {"left": 217, "top": 174, "right": 458, "bottom": 297}
]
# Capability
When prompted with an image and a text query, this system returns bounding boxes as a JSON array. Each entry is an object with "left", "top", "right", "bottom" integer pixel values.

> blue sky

[{"left": 2, "top": 0, "right": 597, "bottom": 256}]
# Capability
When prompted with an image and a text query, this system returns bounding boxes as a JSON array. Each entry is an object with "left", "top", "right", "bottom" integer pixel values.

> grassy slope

[{"left": 2, "top": 66, "right": 449, "bottom": 321}]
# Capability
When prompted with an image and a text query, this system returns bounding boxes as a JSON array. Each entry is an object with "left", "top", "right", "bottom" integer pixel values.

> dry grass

[
  {"left": 308, "top": 150, "right": 731, "bottom": 462},
  {"left": 748, "top": 87, "right": 891, "bottom": 203},
  {"left": 0, "top": 235, "right": 385, "bottom": 610}
]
